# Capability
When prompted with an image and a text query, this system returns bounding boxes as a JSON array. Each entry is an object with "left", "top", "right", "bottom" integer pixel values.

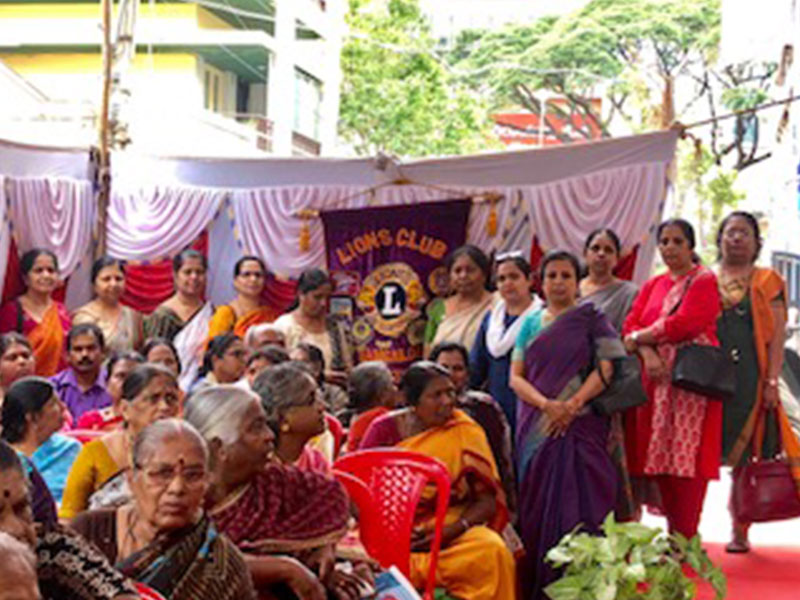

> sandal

[{"left": 725, "top": 535, "right": 751, "bottom": 553}]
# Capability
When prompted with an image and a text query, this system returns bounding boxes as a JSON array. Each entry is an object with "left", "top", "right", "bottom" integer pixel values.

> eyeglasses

[
  {"left": 134, "top": 462, "right": 207, "bottom": 489},
  {"left": 495, "top": 250, "right": 523, "bottom": 262}
]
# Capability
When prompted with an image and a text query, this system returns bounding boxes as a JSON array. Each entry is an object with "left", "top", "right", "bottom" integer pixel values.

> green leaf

[
  {"left": 544, "top": 575, "right": 586, "bottom": 600},
  {"left": 546, "top": 545, "right": 574, "bottom": 567}
]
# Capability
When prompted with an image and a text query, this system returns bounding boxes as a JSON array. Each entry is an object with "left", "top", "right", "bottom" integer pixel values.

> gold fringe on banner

[
  {"left": 295, "top": 209, "right": 319, "bottom": 253},
  {"left": 471, "top": 192, "right": 504, "bottom": 237}
]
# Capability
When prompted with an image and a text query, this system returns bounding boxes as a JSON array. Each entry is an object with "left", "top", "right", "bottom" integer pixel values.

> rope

[{"left": 680, "top": 93, "right": 800, "bottom": 131}]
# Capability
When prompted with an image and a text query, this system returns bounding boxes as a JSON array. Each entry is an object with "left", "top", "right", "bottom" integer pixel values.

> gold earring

[{"left": 280, "top": 423, "right": 290, "bottom": 433}]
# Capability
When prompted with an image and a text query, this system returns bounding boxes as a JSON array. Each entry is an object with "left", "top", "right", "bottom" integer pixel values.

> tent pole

[{"left": 96, "top": 0, "right": 113, "bottom": 260}]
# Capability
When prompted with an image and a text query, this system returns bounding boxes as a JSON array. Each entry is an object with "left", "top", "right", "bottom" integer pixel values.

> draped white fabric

[
  {"left": 106, "top": 185, "right": 227, "bottom": 260},
  {"left": 0, "top": 129, "right": 677, "bottom": 306},
  {"left": 6, "top": 177, "right": 96, "bottom": 278},
  {"left": 0, "top": 138, "right": 93, "bottom": 179},
  {"left": 0, "top": 138, "right": 95, "bottom": 305},
  {"left": 527, "top": 162, "right": 668, "bottom": 284}
]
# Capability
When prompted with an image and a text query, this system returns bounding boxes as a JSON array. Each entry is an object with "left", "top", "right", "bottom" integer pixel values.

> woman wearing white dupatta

[
  {"left": 469, "top": 253, "right": 541, "bottom": 432},
  {"left": 144, "top": 250, "right": 212, "bottom": 390}
]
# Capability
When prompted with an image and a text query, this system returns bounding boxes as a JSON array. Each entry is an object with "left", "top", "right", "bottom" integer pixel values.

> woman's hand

[
  {"left": 327, "top": 569, "right": 365, "bottom": 600},
  {"left": 411, "top": 520, "right": 465, "bottom": 553},
  {"left": 540, "top": 401, "right": 572, "bottom": 437},
  {"left": 282, "top": 558, "right": 327, "bottom": 600},
  {"left": 642, "top": 352, "right": 667, "bottom": 381},
  {"left": 623, "top": 333, "right": 638, "bottom": 354},
  {"left": 307, "top": 544, "right": 336, "bottom": 582},
  {"left": 763, "top": 380, "right": 780, "bottom": 410}
]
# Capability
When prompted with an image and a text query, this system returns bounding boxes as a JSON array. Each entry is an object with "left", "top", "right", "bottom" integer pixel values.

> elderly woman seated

[
  {"left": 184, "top": 384, "right": 365, "bottom": 600},
  {"left": 360, "top": 361, "right": 516, "bottom": 600},
  {"left": 253, "top": 363, "right": 332, "bottom": 475},
  {"left": 344, "top": 361, "right": 399, "bottom": 451},
  {"left": 71, "top": 419, "right": 255, "bottom": 600},
  {"left": 0, "top": 440, "right": 137, "bottom": 599}
]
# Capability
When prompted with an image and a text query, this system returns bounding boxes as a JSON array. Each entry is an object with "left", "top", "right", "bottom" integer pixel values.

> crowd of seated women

[{"left": 0, "top": 209, "right": 796, "bottom": 600}]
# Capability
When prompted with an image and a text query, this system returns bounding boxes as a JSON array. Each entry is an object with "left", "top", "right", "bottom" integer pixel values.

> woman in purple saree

[{"left": 510, "top": 250, "right": 626, "bottom": 600}]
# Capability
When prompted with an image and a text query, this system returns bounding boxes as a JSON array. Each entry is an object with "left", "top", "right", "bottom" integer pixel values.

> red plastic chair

[
  {"left": 134, "top": 582, "right": 167, "bottom": 600},
  {"left": 333, "top": 448, "right": 451, "bottom": 600},
  {"left": 325, "top": 413, "right": 345, "bottom": 459}
]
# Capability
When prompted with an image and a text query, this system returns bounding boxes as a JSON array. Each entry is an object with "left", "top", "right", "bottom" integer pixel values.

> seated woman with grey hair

[
  {"left": 184, "top": 384, "right": 363, "bottom": 600},
  {"left": 71, "top": 419, "right": 255, "bottom": 600},
  {"left": 0, "top": 440, "right": 137, "bottom": 600},
  {"left": 253, "top": 362, "right": 333, "bottom": 474},
  {"left": 344, "top": 361, "right": 399, "bottom": 452}
]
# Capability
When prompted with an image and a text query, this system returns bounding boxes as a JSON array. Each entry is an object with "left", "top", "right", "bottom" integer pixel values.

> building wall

[{"left": 0, "top": 0, "right": 345, "bottom": 155}]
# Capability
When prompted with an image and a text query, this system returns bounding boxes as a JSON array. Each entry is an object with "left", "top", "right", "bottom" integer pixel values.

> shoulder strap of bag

[
  {"left": 752, "top": 403, "right": 795, "bottom": 460},
  {"left": 667, "top": 272, "right": 697, "bottom": 317}
]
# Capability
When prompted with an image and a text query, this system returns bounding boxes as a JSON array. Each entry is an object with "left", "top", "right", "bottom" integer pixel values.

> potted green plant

[{"left": 544, "top": 513, "right": 727, "bottom": 600}]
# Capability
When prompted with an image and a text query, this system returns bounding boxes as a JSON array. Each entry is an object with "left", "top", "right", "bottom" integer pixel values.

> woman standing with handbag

[
  {"left": 622, "top": 219, "right": 722, "bottom": 539},
  {"left": 714, "top": 211, "right": 800, "bottom": 552}
]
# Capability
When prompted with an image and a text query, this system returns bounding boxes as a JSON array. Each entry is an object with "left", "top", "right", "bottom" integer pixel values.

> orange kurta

[{"left": 207, "top": 305, "right": 278, "bottom": 342}]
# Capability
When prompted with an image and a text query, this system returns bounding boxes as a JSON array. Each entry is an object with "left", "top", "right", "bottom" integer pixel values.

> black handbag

[
  {"left": 592, "top": 356, "right": 648, "bottom": 416},
  {"left": 672, "top": 343, "right": 735, "bottom": 400},
  {"left": 668, "top": 274, "right": 735, "bottom": 401}
]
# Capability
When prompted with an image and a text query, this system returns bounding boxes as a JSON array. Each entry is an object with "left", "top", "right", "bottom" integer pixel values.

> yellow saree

[{"left": 399, "top": 410, "right": 516, "bottom": 600}]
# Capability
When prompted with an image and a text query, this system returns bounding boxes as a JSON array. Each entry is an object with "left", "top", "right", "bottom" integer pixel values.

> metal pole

[{"left": 96, "top": 0, "right": 113, "bottom": 259}]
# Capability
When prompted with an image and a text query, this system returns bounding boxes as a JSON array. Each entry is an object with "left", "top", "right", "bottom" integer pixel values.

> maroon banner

[{"left": 322, "top": 199, "right": 471, "bottom": 373}]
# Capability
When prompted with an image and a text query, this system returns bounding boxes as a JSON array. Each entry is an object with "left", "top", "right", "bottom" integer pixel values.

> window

[
  {"left": 202, "top": 64, "right": 225, "bottom": 113},
  {"left": 294, "top": 69, "right": 322, "bottom": 140}
]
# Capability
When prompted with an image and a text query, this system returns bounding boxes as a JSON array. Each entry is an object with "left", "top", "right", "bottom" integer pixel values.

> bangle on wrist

[{"left": 766, "top": 378, "right": 779, "bottom": 388}]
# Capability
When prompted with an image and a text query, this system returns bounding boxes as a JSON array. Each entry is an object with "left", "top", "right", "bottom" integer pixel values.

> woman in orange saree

[
  {"left": 360, "top": 361, "right": 516, "bottom": 600},
  {"left": 208, "top": 255, "right": 279, "bottom": 341},
  {"left": 715, "top": 211, "right": 800, "bottom": 552},
  {"left": 0, "top": 249, "right": 71, "bottom": 377}
]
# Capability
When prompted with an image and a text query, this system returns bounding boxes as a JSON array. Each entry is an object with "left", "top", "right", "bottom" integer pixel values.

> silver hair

[
  {"left": 0, "top": 531, "right": 37, "bottom": 577},
  {"left": 252, "top": 363, "right": 316, "bottom": 433},
  {"left": 244, "top": 323, "right": 286, "bottom": 349},
  {"left": 131, "top": 418, "right": 208, "bottom": 468},
  {"left": 349, "top": 361, "right": 394, "bottom": 410},
  {"left": 183, "top": 384, "right": 260, "bottom": 446}
]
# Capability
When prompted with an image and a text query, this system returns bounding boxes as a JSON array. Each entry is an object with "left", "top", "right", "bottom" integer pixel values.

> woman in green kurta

[{"left": 715, "top": 212, "right": 789, "bottom": 553}]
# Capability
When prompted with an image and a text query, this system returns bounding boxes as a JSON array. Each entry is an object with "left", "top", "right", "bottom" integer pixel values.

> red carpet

[{"left": 695, "top": 543, "right": 800, "bottom": 599}]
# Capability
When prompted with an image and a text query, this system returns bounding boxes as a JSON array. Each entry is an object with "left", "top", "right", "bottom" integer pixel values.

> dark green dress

[{"left": 717, "top": 294, "right": 778, "bottom": 464}]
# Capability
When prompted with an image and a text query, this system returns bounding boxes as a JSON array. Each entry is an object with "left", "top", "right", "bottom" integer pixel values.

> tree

[
  {"left": 674, "top": 138, "right": 745, "bottom": 263},
  {"left": 447, "top": 0, "right": 722, "bottom": 144},
  {"left": 338, "top": 0, "right": 496, "bottom": 157}
]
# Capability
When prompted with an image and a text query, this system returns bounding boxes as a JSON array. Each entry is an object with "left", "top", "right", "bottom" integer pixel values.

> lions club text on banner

[{"left": 322, "top": 199, "right": 471, "bottom": 372}]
